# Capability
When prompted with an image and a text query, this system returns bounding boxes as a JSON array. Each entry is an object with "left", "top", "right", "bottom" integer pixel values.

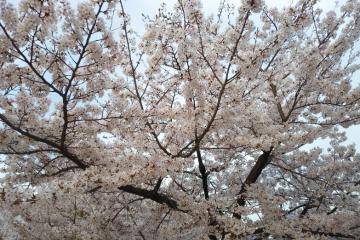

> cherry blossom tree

[{"left": 0, "top": 0, "right": 360, "bottom": 239}]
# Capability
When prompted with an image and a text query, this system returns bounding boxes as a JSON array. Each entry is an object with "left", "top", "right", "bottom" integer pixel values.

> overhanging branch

[
  {"left": 237, "top": 148, "right": 273, "bottom": 207},
  {"left": 118, "top": 185, "right": 179, "bottom": 210}
]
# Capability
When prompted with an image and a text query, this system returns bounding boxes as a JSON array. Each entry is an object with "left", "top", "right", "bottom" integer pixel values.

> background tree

[{"left": 0, "top": 0, "right": 360, "bottom": 239}]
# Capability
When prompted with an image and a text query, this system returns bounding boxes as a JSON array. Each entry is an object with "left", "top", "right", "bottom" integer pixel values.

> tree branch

[
  {"left": 118, "top": 185, "right": 179, "bottom": 210},
  {"left": 196, "top": 146, "right": 209, "bottom": 200},
  {"left": 237, "top": 148, "right": 273, "bottom": 207},
  {"left": 0, "top": 114, "right": 87, "bottom": 169}
]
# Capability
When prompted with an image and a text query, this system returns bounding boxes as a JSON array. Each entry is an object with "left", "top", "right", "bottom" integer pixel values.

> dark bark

[
  {"left": 196, "top": 147, "right": 209, "bottom": 200},
  {"left": 237, "top": 148, "right": 273, "bottom": 207},
  {"left": 118, "top": 185, "right": 178, "bottom": 210}
]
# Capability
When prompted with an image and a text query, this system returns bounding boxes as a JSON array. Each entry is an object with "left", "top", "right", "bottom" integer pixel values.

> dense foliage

[{"left": 0, "top": 0, "right": 360, "bottom": 239}]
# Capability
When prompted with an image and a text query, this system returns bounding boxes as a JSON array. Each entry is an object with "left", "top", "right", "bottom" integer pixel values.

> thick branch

[
  {"left": 237, "top": 148, "right": 273, "bottom": 206},
  {"left": 118, "top": 185, "right": 178, "bottom": 210},
  {"left": 196, "top": 147, "right": 209, "bottom": 200}
]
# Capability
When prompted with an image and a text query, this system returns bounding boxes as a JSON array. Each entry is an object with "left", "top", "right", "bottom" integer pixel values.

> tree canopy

[{"left": 0, "top": 0, "right": 360, "bottom": 239}]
